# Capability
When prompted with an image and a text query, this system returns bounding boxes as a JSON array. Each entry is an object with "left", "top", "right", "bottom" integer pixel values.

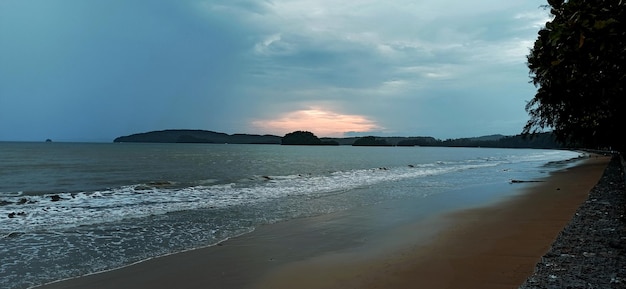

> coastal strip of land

[
  {"left": 34, "top": 154, "right": 617, "bottom": 289},
  {"left": 519, "top": 155, "right": 625, "bottom": 288}
]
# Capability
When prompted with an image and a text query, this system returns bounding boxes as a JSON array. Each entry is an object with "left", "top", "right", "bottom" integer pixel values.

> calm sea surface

[{"left": 0, "top": 142, "right": 582, "bottom": 289}]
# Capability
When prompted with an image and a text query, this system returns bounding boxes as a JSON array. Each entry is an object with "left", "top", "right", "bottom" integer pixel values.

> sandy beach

[{"left": 35, "top": 154, "right": 612, "bottom": 289}]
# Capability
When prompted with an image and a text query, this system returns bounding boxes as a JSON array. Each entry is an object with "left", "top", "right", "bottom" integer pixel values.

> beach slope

[{"left": 35, "top": 155, "right": 614, "bottom": 289}]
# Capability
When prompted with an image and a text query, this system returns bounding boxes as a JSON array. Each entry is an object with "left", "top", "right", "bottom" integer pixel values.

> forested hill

[
  {"left": 324, "top": 133, "right": 561, "bottom": 148},
  {"left": 433, "top": 132, "right": 562, "bottom": 149},
  {"left": 114, "top": 130, "right": 563, "bottom": 149},
  {"left": 113, "top": 130, "right": 282, "bottom": 144}
]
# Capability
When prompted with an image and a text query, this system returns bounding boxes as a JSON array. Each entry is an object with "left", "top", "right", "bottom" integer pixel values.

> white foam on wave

[
  {"left": 0, "top": 151, "right": 573, "bottom": 234},
  {"left": 510, "top": 149, "right": 582, "bottom": 163}
]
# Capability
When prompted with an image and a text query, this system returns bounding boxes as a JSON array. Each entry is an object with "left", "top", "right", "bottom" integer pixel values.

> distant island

[
  {"left": 113, "top": 129, "right": 281, "bottom": 144},
  {"left": 114, "top": 129, "right": 563, "bottom": 149},
  {"left": 281, "top": 131, "right": 339, "bottom": 145}
]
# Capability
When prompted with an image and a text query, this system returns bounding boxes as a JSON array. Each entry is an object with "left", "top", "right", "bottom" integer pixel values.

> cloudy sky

[{"left": 0, "top": 0, "right": 550, "bottom": 142}]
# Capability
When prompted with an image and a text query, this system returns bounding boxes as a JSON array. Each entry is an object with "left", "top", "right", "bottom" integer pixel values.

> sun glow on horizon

[{"left": 251, "top": 108, "right": 382, "bottom": 137}]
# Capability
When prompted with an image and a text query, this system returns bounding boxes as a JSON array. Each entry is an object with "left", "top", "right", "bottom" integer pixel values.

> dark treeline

[
  {"left": 115, "top": 130, "right": 563, "bottom": 149},
  {"left": 296, "top": 132, "right": 562, "bottom": 149},
  {"left": 352, "top": 136, "right": 392, "bottom": 146},
  {"left": 433, "top": 132, "right": 562, "bottom": 149},
  {"left": 345, "top": 132, "right": 561, "bottom": 149}
]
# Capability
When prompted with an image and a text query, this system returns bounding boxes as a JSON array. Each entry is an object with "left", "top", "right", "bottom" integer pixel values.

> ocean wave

[{"left": 0, "top": 160, "right": 499, "bottom": 233}]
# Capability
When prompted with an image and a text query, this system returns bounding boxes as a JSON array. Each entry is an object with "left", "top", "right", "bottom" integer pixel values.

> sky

[{"left": 0, "top": 0, "right": 551, "bottom": 142}]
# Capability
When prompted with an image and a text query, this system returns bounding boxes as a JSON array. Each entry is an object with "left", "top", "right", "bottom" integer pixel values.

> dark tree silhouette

[
  {"left": 281, "top": 131, "right": 323, "bottom": 145},
  {"left": 523, "top": 0, "right": 625, "bottom": 152},
  {"left": 352, "top": 136, "right": 391, "bottom": 146}
]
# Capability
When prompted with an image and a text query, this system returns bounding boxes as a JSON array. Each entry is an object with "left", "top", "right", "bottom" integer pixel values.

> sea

[{"left": 0, "top": 142, "right": 584, "bottom": 289}]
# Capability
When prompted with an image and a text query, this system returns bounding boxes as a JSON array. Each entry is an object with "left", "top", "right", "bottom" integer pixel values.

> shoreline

[
  {"left": 519, "top": 154, "right": 625, "bottom": 288},
  {"left": 32, "top": 154, "right": 613, "bottom": 289},
  {"left": 254, "top": 154, "right": 613, "bottom": 289}
]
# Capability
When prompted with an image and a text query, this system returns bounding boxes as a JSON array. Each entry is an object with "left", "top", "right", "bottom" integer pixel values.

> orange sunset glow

[{"left": 251, "top": 108, "right": 382, "bottom": 137}]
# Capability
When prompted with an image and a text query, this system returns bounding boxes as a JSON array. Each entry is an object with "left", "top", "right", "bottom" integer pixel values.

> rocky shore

[{"left": 519, "top": 154, "right": 626, "bottom": 289}]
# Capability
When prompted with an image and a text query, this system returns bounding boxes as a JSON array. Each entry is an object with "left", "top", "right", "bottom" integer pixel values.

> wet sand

[
  {"left": 35, "top": 154, "right": 611, "bottom": 289},
  {"left": 520, "top": 155, "right": 625, "bottom": 288},
  {"left": 257, "top": 155, "right": 611, "bottom": 289}
]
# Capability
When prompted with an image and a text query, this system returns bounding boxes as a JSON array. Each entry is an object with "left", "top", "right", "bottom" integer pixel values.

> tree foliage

[
  {"left": 282, "top": 131, "right": 339, "bottom": 145},
  {"left": 282, "top": 131, "right": 327, "bottom": 145},
  {"left": 524, "top": 0, "right": 625, "bottom": 152},
  {"left": 352, "top": 136, "right": 391, "bottom": 146}
]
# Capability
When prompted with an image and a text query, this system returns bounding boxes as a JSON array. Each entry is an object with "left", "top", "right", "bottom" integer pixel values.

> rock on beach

[{"left": 519, "top": 154, "right": 626, "bottom": 288}]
